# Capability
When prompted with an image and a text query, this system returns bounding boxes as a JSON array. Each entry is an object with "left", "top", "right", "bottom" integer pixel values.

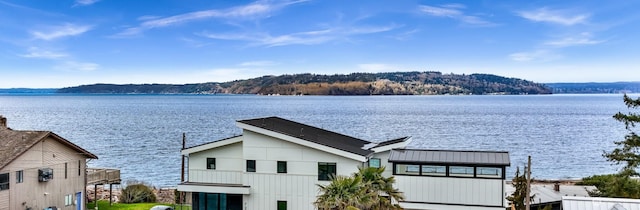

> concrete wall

[{"left": 0, "top": 136, "right": 88, "bottom": 210}]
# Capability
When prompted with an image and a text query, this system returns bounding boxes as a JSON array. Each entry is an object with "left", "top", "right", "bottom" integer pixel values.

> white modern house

[
  {"left": 0, "top": 116, "right": 98, "bottom": 210},
  {"left": 177, "top": 116, "right": 510, "bottom": 210}
]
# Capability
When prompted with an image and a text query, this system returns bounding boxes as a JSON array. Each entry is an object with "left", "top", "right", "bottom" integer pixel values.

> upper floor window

[
  {"left": 65, "top": 162, "right": 68, "bottom": 179},
  {"left": 449, "top": 166, "right": 474, "bottom": 177},
  {"left": 368, "top": 158, "right": 381, "bottom": 168},
  {"left": 395, "top": 164, "right": 420, "bottom": 175},
  {"left": 207, "top": 158, "right": 216, "bottom": 170},
  {"left": 277, "top": 161, "right": 287, "bottom": 173},
  {"left": 318, "top": 162, "right": 336, "bottom": 181},
  {"left": 421, "top": 165, "right": 446, "bottom": 176},
  {"left": 247, "top": 160, "right": 256, "bottom": 172},
  {"left": 477, "top": 167, "right": 502, "bottom": 178},
  {"left": 0, "top": 173, "right": 9, "bottom": 190},
  {"left": 16, "top": 170, "right": 23, "bottom": 183}
]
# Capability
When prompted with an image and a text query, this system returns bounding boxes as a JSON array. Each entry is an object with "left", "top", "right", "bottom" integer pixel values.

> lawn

[{"left": 86, "top": 200, "right": 191, "bottom": 210}]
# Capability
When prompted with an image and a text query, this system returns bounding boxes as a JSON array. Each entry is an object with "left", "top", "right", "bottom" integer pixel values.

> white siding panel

[
  {"left": 0, "top": 190, "right": 8, "bottom": 210},
  {"left": 188, "top": 169, "right": 243, "bottom": 184},
  {"left": 245, "top": 173, "right": 318, "bottom": 210},
  {"left": 189, "top": 142, "right": 243, "bottom": 171},
  {"left": 396, "top": 176, "right": 504, "bottom": 207}
]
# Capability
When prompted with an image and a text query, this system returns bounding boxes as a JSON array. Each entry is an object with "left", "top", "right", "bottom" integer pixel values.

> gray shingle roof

[
  {"left": 389, "top": 149, "right": 510, "bottom": 166},
  {"left": 238, "top": 117, "right": 374, "bottom": 156},
  {"left": 0, "top": 117, "right": 98, "bottom": 170}
]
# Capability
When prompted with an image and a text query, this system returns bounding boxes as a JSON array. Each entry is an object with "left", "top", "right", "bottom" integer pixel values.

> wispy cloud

[
  {"left": 508, "top": 50, "right": 561, "bottom": 62},
  {"left": 20, "top": 47, "right": 68, "bottom": 59},
  {"left": 74, "top": 0, "right": 99, "bottom": 7},
  {"left": 31, "top": 23, "right": 92, "bottom": 40},
  {"left": 117, "top": 0, "right": 307, "bottom": 36},
  {"left": 240, "top": 60, "right": 278, "bottom": 67},
  {"left": 544, "top": 32, "right": 604, "bottom": 47},
  {"left": 419, "top": 4, "right": 496, "bottom": 27},
  {"left": 54, "top": 61, "right": 99, "bottom": 72},
  {"left": 200, "top": 24, "right": 398, "bottom": 47},
  {"left": 518, "top": 8, "right": 589, "bottom": 26}
]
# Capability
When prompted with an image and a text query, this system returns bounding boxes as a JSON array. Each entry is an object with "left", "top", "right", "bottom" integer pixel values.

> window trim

[
  {"left": 206, "top": 158, "right": 216, "bottom": 170},
  {"left": 392, "top": 163, "right": 506, "bottom": 179},
  {"left": 16, "top": 170, "right": 23, "bottom": 183},
  {"left": 277, "top": 161, "right": 287, "bottom": 173},
  {"left": 247, "top": 160, "right": 256, "bottom": 172}
]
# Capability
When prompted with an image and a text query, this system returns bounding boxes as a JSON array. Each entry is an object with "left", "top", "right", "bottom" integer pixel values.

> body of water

[{"left": 0, "top": 94, "right": 636, "bottom": 187}]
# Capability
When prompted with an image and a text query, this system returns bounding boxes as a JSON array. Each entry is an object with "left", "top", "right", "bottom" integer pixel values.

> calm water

[{"left": 0, "top": 94, "right": 637, "bottom": 187}]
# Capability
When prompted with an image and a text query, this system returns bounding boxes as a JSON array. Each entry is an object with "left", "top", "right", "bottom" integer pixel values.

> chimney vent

[
  {"left": 0, "top": 115, "right": 6, "bottom": 129},
  {"left": 553, "top": 182, "right": 560, "bottom": 192}
]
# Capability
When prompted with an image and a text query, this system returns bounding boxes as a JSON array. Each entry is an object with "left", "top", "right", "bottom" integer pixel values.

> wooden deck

[{"left": 87, "top": 168, "right": 121, "bottom": 185}]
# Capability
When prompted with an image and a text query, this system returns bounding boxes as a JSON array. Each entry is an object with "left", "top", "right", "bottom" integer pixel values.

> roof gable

[
  {"left": 1, "top": 127, "right": 98, "bottom": 170},
  {"left": 389, "top": 149, "right": 510, "bottom": 166},
  {"left": 238, "top": 117, "right": 373, "bottom": 157}
]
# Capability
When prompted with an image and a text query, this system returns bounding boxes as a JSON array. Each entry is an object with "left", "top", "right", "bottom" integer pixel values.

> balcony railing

[
  {"left": 187, "top": 169, "right": 243, "bottom": 185},
  {"left": 87, "top": 168, "right": 121, "bottom": 185}
]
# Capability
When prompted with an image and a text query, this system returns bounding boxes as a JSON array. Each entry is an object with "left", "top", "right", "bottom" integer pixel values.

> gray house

[{"left": 0, "top": 116, "right": 98, "bottom": 210}]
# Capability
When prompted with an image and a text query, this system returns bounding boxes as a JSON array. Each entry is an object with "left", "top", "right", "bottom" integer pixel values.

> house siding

[
  {"left": 0, "top": 190, "right": 8, "bottom": 210},
  {"left": 1, "top": 137, "right": 88, "bottom": 210},
  {"left": 396, "top": 175, "right": 505, "bottom": 208}
]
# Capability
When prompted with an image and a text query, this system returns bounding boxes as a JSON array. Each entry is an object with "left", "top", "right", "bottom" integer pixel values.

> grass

[{"left": 86, "top": 200, "right": 191, "bottom": 210}]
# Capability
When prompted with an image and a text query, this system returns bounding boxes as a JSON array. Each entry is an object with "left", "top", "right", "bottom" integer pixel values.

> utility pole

[
  {"left": 180, "top": 133, "right": 186, "bottom": 209},
  {"left": 525, "top": 156, "right": 531, "bottom": 210}
]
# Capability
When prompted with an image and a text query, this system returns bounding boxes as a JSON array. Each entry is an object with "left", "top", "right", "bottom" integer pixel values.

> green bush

[{"left": 119, "top": 182, "right": 156, "bottom": 203}]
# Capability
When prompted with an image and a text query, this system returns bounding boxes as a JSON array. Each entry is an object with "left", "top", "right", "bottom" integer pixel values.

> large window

[
  {"left": 449, "top": 166, "right": 474, "bottom": 177},
  {"left": 247, "top": 160, "right": 256, "bottom": 172},
  {"left": 318, "top": 162, "right": 336, "bottom": 181},
  {"left": 277, "top": 161, "right": 287, "bottom": 173},
  {"left": 421, "top": 165, "right": 446, "bottom": 176},
  {"left": 0, "top": 173, "right": 8, "bottom": 190},
  {"left": 16, "top": 170, "right": 23, "bottom": 183},
  {"left": 369, "top": 158, "right": 381, "bottom": 168},
  {"left": 477, "top": 167, "right": 502, "bottom": 178},
  {"left": 277, "top": 200, "right": 287, "bottom": 210},
  {"left": 395, "top": 164, "right": 420, "bottom": 175},
  {"left": 207, "top": 158, "right": 216, "bottom": 170}
]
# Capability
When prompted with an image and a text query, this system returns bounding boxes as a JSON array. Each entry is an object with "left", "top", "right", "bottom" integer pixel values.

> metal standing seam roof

[{"left": 388, "top": 149, "right": 510, "bottom": 166}]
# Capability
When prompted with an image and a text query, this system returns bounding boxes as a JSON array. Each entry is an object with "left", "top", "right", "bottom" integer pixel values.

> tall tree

[
  {"left": 507, "top": 167, "right": 533, "bottom": 210},
  {"left": 604, "top": 94, "right": 640, "bottom": 174}
]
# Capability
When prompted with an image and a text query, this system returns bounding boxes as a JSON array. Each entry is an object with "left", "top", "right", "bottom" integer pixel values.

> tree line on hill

[{"left": 56, "top": 71, "right": 552, "bottom": 95}]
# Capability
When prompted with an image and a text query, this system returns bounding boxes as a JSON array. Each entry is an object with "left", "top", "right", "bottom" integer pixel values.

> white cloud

[
  {"left": 240, "top": 61, "right": 278, "bottom": 67},
  {"left": 55, "top": 61, "right": 99, "bottom": 72},
  {"left": 20, "top": 47, "right": 67, "bottom": 59},
  {"left": 419, "top": 4, "right": 495, "bottom": 26},
  {"left": 508, "top": 50, "right": 561, "bottom": 62},
  {"left": 74, "top": 0, "right": 99, "bottom": 6},
  {"left": 31, "top": 23, "right": 92, "bottom": 40},
  {"left": 357, "top": 63, "right": 399, "bottom": 72},
  {"left": 518, "top": 8, "right": 588, "bottom": 26},
  {"left": 117, "top": 0, "right": 308, "bottom": 36},
  {"left": 544, "top": 33, "right": 604, "bottom": 47},
  {"left": 200, "top": 24, "right": 398, "bottom": 47}
]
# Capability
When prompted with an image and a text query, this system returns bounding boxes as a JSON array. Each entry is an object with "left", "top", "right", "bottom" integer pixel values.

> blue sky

[{"left": 1, "top": 0, "right": 639, "bottom": 88}]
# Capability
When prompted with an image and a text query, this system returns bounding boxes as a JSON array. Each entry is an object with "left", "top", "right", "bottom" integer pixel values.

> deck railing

[
  {"left": 87, "top": 168, "right": 121, "bottom": 185},
  {"left": 188, "top": 169, "right": 243, "bottom": 184}
]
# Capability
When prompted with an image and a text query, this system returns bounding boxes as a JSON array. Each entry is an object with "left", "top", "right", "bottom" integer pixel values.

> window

[
  {"left": 449, "top": 166, "right": 474, "bottom": 177},
  {"left": 16, "top": 170, "right": 23, "bottom": 183},
  {"left": 368, "top": 158, "right": 381, "bottom": 168},
  {"left": 64, "top": 194, "right": 74, "bottom": 206},
  {"left": 78, "top": 160, "right": 82, "bottom": 176},
  {"left": 318, "top": 162, "right": 336, "bottom": 181},
  {"left": 395, "top": 164, "right": 420, "bottom": 175},
  {"left": 65, "top": 162, "right": 68, "bottom": 179},
  {"left": 206, "top": 158, "right": 216, "bottom": 170},
  {"left": 477, "top": 167, "right": 502, "bottom": 178},
  {"left": 421, "top": 165, "right": 446, "bottom": 176},
  {"left": 277, "top": 200, "right": 287, "bottom": 210},
  {"left": 247, "top": 160, "right": 256, "bottom": 172},
  {"left": 0, "top": 173, "right": 8, "bottom": 190},
  {"left": 277, "top": 161, "right": 287, "bottom": 173}
]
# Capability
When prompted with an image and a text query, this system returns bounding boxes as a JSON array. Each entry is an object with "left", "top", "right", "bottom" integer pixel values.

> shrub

[{"left": 119, "top": 181, "right": 156, "bottom": 203}]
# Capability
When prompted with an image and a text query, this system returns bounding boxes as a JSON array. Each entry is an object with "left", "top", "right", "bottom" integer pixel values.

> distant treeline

[
  {"left": 545, "top": 82, "right": 640, "bottom": 94},
  {"left": 56, "top": 71, "right": 552, "bottom": 95}
]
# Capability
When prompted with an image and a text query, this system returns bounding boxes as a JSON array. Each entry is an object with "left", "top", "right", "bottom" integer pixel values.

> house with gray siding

[
  {"left": 0, "top": 116, "right": 97, "bottom": 210},
  {"left": 177, "top": 116, "right": 510, "bottom": 210}
]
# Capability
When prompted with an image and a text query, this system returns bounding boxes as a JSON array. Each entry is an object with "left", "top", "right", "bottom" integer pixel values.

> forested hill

[
  {"left": 57, "top": 72, "right": 552, "bottom": 95},
  {"left": 545, "top": 82, "right": 640, "bottom": 94}
]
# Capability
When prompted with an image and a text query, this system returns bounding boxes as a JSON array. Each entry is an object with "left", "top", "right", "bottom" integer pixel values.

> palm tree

[
  {"left": 314, "top": 175, "right": 376, "bottom": 210},
  {"left": 355, "top": 166, "right": 404, "bottom": 210}
]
